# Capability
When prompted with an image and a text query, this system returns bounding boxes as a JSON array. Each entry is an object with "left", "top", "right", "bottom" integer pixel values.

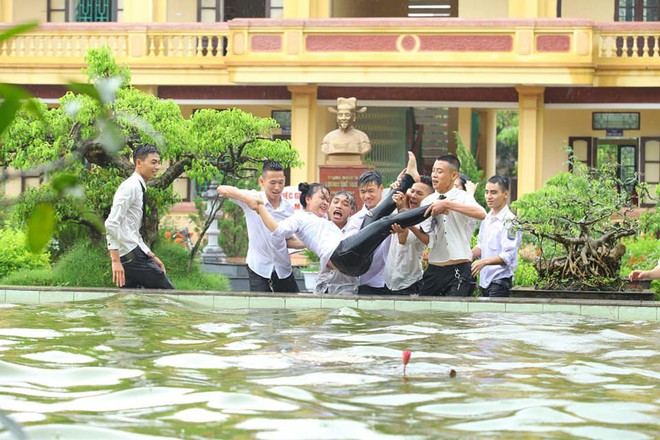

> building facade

[{"left": 1, "top": 0, "right": 660, "bottom": 207}]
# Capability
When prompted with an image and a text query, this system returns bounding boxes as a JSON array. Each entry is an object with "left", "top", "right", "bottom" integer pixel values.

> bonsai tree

[
  {"left": 1, "top": 47, "right": 301, "bottom": 250},
  {"left": 512, "top": 157, "right": 638, "bottom": 291}
]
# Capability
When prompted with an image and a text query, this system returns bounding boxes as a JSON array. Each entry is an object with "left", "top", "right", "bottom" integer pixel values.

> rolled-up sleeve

[
  {"left": 273, "top": 215, "right": 300, "bottom": 239},
  {"left": 498, "top": 220, "right": 521, "bottom": 267}
]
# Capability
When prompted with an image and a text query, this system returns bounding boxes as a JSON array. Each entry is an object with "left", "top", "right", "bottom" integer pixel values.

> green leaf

[
  {"left": 26, "top": 203, "right": 56, "bottom": 253},
  {"left": 51, "top": 174, "right": 79, "bottom": 194},
  {"left": 67, "top": 82, "right": 103, "bottom": 106},
  {"left": 0, "top": 84, "right": 32, "bottom": 136},
  {"left": 0, "top": 22, "right": 38, "bottom": 43}
]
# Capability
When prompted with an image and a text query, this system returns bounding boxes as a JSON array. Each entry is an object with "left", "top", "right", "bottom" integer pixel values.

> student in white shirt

[
  {"left": 418, "top": 154, "right": 487, "bottom": 296},
  {"left": 314, "top": 191, "right": 359, "bottom": 295},
  {"left": 471, "top": 175, "right": 522, "bottom": 297},
  {"left": 386, "top": 175, "right": 435, "bottom": 295},
  {"left": 105, "top": 144, "right": 174, "bottom": 289},
  {"left": 253, "top": 153, "right": 430, "bottom": 278},
  {"left": 216, "top": 160, "right": 298, "bottom": 293}
]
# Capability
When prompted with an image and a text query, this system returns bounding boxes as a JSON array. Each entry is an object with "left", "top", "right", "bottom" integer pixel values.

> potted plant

[
  {"left": 299, "top": 248, "right": 320, "bottom": 292},
  {"left": 511, "top": 157, "right": 652, "bottom": 299}
]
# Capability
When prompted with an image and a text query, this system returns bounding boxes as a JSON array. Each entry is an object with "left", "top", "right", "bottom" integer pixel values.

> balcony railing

[{"left": 1, "top": 20, "right": 659, "bottom": 86}]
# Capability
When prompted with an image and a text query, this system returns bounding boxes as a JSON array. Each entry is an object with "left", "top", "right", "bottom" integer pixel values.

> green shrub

[
  {"left": 514, "top": 259, "right": 538, "bottom": 287},
  {"left": 0, "top": 238, "right": 229, "bottom": 291},
  {"left": 619, "top": 235, "right": 660, "bottom": 276},
  {"left": 0, "top": 227, "right": 50, "bottom": 279}
]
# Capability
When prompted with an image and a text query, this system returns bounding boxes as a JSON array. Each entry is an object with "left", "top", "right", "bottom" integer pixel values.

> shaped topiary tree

[{"left": 512, "top": 157, "right": 638, "bottom": 291}]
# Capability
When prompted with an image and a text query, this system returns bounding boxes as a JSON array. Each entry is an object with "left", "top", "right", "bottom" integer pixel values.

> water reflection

[{"left": 0, "top": 294, "right": 657, "bottom": 439}]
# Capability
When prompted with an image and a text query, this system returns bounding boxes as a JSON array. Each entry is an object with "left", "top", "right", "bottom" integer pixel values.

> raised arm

[{"left": 216, "top": 185, "right": 260, "bottom": 210}]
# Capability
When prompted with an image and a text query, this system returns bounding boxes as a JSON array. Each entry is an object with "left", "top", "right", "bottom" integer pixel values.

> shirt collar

[
  {"left": 132, "top": 172, "right": 146, "bottom": 190},
  {"left": 487, "top": 204, "right": 511, "bottom": 221}
]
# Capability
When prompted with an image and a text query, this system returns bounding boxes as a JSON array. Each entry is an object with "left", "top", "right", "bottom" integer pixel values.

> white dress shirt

[
  {"left": 233, "top": 190, "right": 295, "bottom": 279},
  {"left": 476, "top": 205, "right": 522, "bottom": 288},
  {"left": 385, "top": 230, "right": 426, "bottom": 291},
  {"left": 272, "top": 211, "right": 343, "bottom": 271},
  {"left": 105, "top": 172, "right": 151, "bottom": 257},
  {"left": 345, "top": 205, "right": 391, "bottom": 288},
  {"left": 421, "top": 188, "right": 486, "bottom": 265},
  {"left": 314, "top": 222, "right": 359, "bottom": 295}
]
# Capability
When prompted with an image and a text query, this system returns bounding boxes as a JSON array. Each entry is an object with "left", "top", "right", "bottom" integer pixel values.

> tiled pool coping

[{"left": 1, "top": 285, "right": 657, "bottom": 321}]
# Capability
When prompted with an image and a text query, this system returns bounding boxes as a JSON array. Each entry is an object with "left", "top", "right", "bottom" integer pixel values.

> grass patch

[{"left": 0, "top": 239, "right": 229, "bottom": 291}]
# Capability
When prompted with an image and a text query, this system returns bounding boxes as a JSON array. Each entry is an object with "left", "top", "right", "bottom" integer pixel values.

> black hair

[
  {"left": 298, "top": 182, "right": 330, "bottom": 209},
  {"left": 456, "top": 173, "right": 470, "bottom": 190},
  {"left": 133, "top": 144, "right": 160, "bottom": 163},
  {"left": 419, "top": 175, "right": 433, "bottom": 191},
  {"left": 436, "top": 154, "right": 461, "bottom": 172},
  {"left": 262, "top": 160, "right": 284, "bottom": 175},
  {"left": 487, "top": 175, "right": 510, "bottom": 191},
  {"left": 332, "top": 190, "right": 357, "bottom": 212},
  {"left": 357, "top": 170, "right": 382, "bottom": 188}
]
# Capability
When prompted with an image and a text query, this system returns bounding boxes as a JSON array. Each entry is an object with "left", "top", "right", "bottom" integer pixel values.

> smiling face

[
  {"left": 329, "top": 193, "right": 355, "bottom": 228},
  {"left": 484, "top": 181, "right": 508, "bottom": 213},
  {"left": 305, "top": 187, "right": 331, "bottom": 218},
  {"left": 359, "top": 181, "right": 382, "bottom": 210},
  {"left": 431, "top": 160, "right": 458, "bottom": 194},
  {"left": 407, "top": 182, "right": 434, "bottom": 209},
  {"left": 260, "top": 170, "right": 286, "bottom": 205},
  {"left": 136, "top": 152, "right": 161, "bottom": 182}
]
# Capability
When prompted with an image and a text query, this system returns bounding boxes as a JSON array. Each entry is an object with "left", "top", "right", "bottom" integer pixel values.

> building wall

[
  {"left": 459, "top": 0, "right": 508, "bottom": 18},
  {"left": 542, "top": 108, "right": 660, "bottom": 183},
  {"left": 13, "top": 0, "right": 47, "bottom": 22},
  {"left": 167, "top": 0, "right": 196, "bottom": 22},
  {"left": 561, "top": 0, "right": 614, "bottom": 22}
]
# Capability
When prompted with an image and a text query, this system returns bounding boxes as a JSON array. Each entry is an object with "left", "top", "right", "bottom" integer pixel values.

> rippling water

[{"left": 0, "top": 294, "right": 658, "bottom": 439}]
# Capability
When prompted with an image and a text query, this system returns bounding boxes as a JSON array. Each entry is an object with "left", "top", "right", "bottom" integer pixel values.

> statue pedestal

[{"left": 319, "top": 163, "right": 373, "bottom": 210}]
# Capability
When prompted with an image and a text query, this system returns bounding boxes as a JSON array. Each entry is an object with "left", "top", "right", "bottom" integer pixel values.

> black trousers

[
  {"left": 121, "top": 247, "right": 175, "bottom": 289},
  {"left": 421, "top": 262, "right": 472, "bottom": 297},
  {"left": 482, "top": 277, "right": 513, "bottom": 297},
  {"left": 330, "top": 174, "right": 429, "bottom": 277},
  {"left": 247, "top": 266, "right": 300, "bottom": 293}
]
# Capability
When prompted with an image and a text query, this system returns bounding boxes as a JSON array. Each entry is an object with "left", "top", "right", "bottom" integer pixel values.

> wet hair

[
  {"left": 133, "top": 144, "right": 160, "bottom": 163},
  {"left": 436, "top": 154, "right": 461, "bottom": 172},
  {"left": 298, "top": 182, "right": 330, "bottom": 209},
  {"left": 357, "top": 170, "right": 382, "bottom": 188},
  {"left": 456, "top": 173, "right": 470, "bottom": 191},
  {"left": 332, "top": 190, "right": 357, "bottom": 212},
  {"left": 488, "top": 175, "right": 510, "bottom": 191},
  {"left": 262, "top": 160, "right": 284, "bottom": 175},
  {"left": 419, "top": 175, "right": 434, "bottom": 191}
]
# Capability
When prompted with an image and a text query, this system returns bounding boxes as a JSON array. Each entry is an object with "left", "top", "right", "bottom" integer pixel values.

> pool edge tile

[
  {"left": 248, "top": 296, "right": 286, "bottom": 309},
  {"left": 431, "top": 300, "right": 468, "bottom": 313},
  {"left": 6, "top": 290, "right": 40, "bottom": 304},
  {"left": 285, "top": 297, "right": 322, "bottom": 309},
  {"left": 214, "top": 295, "right": 250, "bottom": 310}
]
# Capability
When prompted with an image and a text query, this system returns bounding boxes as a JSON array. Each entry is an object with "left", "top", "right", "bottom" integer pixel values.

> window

[
  {"left": 267, "top": 0, "right": 284, "bottom": 18},
  {"left": 271, "top": 110, "right": 291, "bottom": 135},
  {"left": 592, "top": 112, "right": 640, "bottom": 130},
  {"left": 47, "top": 0, "right": 122, "bottom": 22},
  {"left": 616, "top": 0, "right": 659, "bottom": 21}
]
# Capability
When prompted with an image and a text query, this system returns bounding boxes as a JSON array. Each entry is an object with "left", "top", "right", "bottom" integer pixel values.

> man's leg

[
  {"left": 331, "top": 205, "right": 429, "bottom": 277},
  {"left": 420, "top": 265, "right": 451, "bottom": 296},
  {"left": 271, "top": 271, "right": 300, "bottom": 293},
  {"left": 247, "top": 266, "right": 273, "bottom": 292},
  {"left": 445, "top": 263, "right": 472, "bottom": 297},
  {"left": 123, "top": 248, "right": 175, "bottom": 289}
]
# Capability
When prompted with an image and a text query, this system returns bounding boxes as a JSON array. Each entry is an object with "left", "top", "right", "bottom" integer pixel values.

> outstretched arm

[
  {"left": 217, "top": 185, "right": 260, "bottom": 210},
  {"left": 629, "top": 265, "right": 660, "bottom": 280},
  {"left": 255, "top": 204, "right": 278, "bottom": 232}
]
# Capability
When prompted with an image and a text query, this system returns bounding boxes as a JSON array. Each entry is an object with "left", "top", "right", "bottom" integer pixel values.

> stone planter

[
  {"left": 511, "top": 286, "right": 655, "bottom": 301},
  {"left": 301, "top": 270, "right": 319, "bottom": 292}
]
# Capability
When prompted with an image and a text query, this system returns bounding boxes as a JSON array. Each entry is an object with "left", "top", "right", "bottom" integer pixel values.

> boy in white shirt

[
  {"left": 471, "top": 175, "right": 522, "bottom": 297},
  {"left": 216, "top": 160, "right": 298, "bottom": 293},
  {"left": 419, "top": 154, "right": 486, "bottom": 296}
]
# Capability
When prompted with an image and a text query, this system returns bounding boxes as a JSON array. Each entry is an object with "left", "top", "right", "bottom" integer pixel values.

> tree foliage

[
  {"left": 454, "top": 131, "right": 485, "bottom": 207},
  {"left": 512, "top": 158, "right": 638, "bottom": 291},
  {"left": 1, "top": 46, "right": 302, "bottom": 248}
]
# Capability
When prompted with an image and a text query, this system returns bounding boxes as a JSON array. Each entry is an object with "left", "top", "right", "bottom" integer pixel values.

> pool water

[{"left": 0, "top": 294, "right": 658, "bottom": 439}]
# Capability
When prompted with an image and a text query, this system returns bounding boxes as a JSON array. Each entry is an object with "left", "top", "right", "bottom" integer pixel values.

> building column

[
  {"left": 456, "top": 107, "right": 472, "bottom": 154},
  {"left": 486, "top": 109, "right": 498, "bottom": 178},
  {"left": 288, "top": 84, "right": 319, "bottom": 184},
  {"left": 284, "top": 0, "right": 331, "bottom": 18},
  {"left": 516, "top": 86, "right": 545, "bottom": 197},
  {"left": 153, "top": 0, "right": 167, "bottom": 22},
  {"left": 0, "top": 2, "right": 12, "bottom": 22},
  {"left": 508, "top": 0, "right": 557, "bottom": 18}
]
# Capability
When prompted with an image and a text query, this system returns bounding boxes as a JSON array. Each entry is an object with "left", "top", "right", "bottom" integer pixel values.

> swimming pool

[{"left": 0, "top": 293, "right": 658, "bottom": 439}]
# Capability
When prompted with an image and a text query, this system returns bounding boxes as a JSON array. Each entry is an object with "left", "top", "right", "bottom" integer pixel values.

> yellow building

[{"left": 1, "top": 0, "right": 660, "bottom": 207}]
